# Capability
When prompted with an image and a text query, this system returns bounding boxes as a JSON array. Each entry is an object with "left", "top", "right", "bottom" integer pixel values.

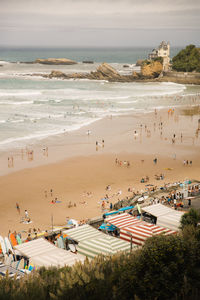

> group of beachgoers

[
  {"left": 7, "top": 146, "right": 49, "bottom": 169},
  {"left": 96, "top": 139, "right": 105, "bottom": 151},
  {"left": 115, "top": 158, "right": 130, "bottom": 167}
]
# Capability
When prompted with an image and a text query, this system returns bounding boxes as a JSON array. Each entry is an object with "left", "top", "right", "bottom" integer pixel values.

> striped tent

[
  {"left": 63, "top": 224, "right": 103, "bottom": 242},
  {"left": 120, "top": 223, "right": 176, "bottom": 246},
  {"left": 106, "top": 213, "right": 142, "bottom": 228},
  {"left": 77, "top": 235, "right": 131, "bottom": 258},
  {"left": 15, "top": 238, "right": 85, "bottom": 268}
]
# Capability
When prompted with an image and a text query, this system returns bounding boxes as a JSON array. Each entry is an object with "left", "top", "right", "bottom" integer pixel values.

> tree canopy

[{"left": 172, "top": 45, "right": 200, "bottom": 72}]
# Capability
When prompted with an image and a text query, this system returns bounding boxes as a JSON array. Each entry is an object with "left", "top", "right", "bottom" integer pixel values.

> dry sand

[{"left": 0, "top": 107, "right": 200, "bottom": 237}]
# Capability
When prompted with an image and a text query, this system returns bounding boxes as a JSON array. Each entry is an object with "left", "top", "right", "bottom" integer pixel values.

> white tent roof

[
  {"left": 15, "top": 238, "right": 85, "bottom": 268},
  {"left": 142, "top": 204, "right": 175, "bottom": 217},
  {"left": 157, "top": 211, "right": 184, "bottom": 231},
  {"left": 63, "top": 224, "right": 103, "bottom": 242},
  {"left": 142, "top": 204, "right": 184, "bottom": 231}
]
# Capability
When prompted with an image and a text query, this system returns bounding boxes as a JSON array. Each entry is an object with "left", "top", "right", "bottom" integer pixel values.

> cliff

[
  {"left": 141, "top": 61, "right": 163, "bottom": 78},
  {"left": 35, "top": 58, "right": 77, "bottom": 65}
]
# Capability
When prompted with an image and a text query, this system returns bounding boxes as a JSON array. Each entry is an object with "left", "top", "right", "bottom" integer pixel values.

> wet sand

[{"left": 0, "top": 107, "right": 200, "bottom": 237}]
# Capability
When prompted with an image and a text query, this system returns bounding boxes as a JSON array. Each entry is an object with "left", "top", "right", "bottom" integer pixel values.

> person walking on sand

[
  {"left": 16, "top": 203, "right": 20, "bottom": 215},
  {"left": 25, "top": 210, "right": 29, "bottom": 220}
]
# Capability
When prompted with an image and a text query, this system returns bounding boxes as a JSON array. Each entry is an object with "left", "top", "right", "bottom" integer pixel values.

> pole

[
  {"left": 130, "top": 234, "right": 133, "bottom": 251},
  {"left": 51, "top": 214, "right": 53, "bottom": 232}
]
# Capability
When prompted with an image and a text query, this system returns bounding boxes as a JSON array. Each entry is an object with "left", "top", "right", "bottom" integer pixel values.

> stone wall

[{"left": 161, "top": 71, "right": 200, "bottom": 84}]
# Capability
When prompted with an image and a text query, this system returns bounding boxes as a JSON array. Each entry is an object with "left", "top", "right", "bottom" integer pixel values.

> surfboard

[
  {"left": 4, "top": 237, "right": 13, "bottom": 254},
  {"left": 69, "top": 243, "right": 76, "bottom": 253},
  {"left": 9, "top": 233, "right": 18, "bottom": 247},
  {"left": 0, "top": 236, "right": 6, "bottom": 255}
]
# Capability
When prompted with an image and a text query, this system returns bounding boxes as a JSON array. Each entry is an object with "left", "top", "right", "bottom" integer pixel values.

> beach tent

[
  {"left": 142, "top": 204, "right": 184, "bottom": 231},
  {"left": 156, "top": 211, "right": 184, "bottom": 231},
  {"left": 77, "top": 235, "right": 131, "bottom": 258},
  {"left": 120, "top": 223, "right": 176, "bottom": 246},
  {"left": 63, "top": 224, "right": 103, "bottom": 242},
  {"left": 105, "top": 213, "right": 142, "bottom": 229},
  {"left": 142, "top": 204, "right": 174, "bottom": 217},
  {"left": 15, "top": 238, "right": 85, "bottom": 268}
]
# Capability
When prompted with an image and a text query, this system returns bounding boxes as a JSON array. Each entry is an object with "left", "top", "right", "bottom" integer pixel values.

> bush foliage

[
  {"left": 172, "top": 45, "right": 200, "bottom": 72},
  {"left": 1, "top": 210, "right": 200, "bottom": 300}
]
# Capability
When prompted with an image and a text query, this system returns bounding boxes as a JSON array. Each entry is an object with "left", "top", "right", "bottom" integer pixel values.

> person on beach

[
  {"left": 16, "top": 203, "right": 20, "bottom": 215},
  {"left": 50, "top": 189, "right": 53, "bottom": 197},
  {"left": 153, "top": 158, "right": 157, "bottom": 165},
  {"left": 25, "top": 210, "right": 29, "bottom": 219}
]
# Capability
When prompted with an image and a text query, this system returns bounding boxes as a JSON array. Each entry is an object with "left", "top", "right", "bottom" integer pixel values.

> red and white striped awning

[
  {"left": 120, "top": 223, "right": 176, "bottom": 246},
  {"left": 106, "top": 213, "right": 142, "bottom": 228}
]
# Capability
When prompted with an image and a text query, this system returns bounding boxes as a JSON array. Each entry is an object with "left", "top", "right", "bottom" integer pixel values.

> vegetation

[
  {"left": 172, "top": 45, "right": 200, "bottom": 72},
  {"left": 180, "top": 208, "right": 200, "bottom": 229},
  {"left": 1, "top": 209, "right": 200, "bottom": 300}
]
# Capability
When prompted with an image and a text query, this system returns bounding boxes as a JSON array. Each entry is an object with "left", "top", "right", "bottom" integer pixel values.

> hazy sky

[{"left": 0, "top": 0, "right": 199, "bottom": 47}]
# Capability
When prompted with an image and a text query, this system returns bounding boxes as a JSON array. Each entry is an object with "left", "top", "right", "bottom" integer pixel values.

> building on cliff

[{"left": 148, "top": 41, "right": 170, "bottom": 71}]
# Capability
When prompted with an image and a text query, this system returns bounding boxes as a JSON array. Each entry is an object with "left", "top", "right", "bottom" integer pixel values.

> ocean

[{"left": 0, "top": 47, "right": 199, "bottom": 150}]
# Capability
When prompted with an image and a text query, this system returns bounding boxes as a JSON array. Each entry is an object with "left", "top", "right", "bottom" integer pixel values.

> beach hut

[
  {"left": 77, "top": 235, "right": 131, "bottom": 258},
  {"left": 15, "top": 238, "right": 85, "bottom": 268},
  {"left": 105, "top": 213, "right": 142, "bottom": 229},
  {"left": 120, "top": 223, "right": 176, "bottom": 246},
  {"left": 142, "top": 204, "right": 184, "bottom": 231},
  {"left": 62, "top": 224, "right": 103, "bottom": 242}
]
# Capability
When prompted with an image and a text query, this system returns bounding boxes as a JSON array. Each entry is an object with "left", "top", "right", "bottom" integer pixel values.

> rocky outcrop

[
  {"left": 141, "top": 61, "right": 163, "bottom": 78},
  {"left": 136, "top": 59, "right": 144, "bottom": 66},
  {"left": 82, "top": 61, "right": 94, "bottom": 64},
  {"left": 46, "top": 62, "right": 136, "bottom": 82},
  {"left": 43, "top": 62, "right": 163, "bottom": 82},
  {"left": 35, "top": 58, "right": 77, "bottom": 65}
]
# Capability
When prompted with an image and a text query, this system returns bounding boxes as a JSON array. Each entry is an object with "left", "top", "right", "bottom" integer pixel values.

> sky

[{"left": 0, "top": 0, "right": 200, "bottom": 47}]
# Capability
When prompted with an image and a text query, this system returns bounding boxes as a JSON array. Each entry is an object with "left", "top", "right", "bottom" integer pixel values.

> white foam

[{"left": 0, "top": 90, "right": 42, "bottom": 97}]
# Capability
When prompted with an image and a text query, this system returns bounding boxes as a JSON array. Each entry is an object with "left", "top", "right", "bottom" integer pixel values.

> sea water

[{"left": 0, "top": 47, "right": 199, "bottom": 150}]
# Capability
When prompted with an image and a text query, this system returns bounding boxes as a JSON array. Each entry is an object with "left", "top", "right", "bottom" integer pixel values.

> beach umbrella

[
  {"left": 98, "top": 223, "right": 117, "bottom": 232},
  {"left": 67, "top": 219, "right": 79, "bottom": 228}
]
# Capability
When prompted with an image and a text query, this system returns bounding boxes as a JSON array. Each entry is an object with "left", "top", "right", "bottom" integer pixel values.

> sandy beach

[{"left": 0, "top": 106, "right": 200, "bottom": 237}]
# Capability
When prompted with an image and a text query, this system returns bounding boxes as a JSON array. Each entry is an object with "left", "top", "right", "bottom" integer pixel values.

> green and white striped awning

[
  {"left": 63, "top": 224, "right": 103, "bottom": 242},
  {"left": 77, "top": 235, "right": 131, "bottom": 258}
]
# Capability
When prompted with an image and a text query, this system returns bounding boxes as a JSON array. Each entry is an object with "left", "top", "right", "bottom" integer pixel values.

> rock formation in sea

[
  {"left": 35, "top": 58, "right": 77, "bottom": 65},
  {"left": 46, "top": 62, "right": 139, "bottom": 82}
]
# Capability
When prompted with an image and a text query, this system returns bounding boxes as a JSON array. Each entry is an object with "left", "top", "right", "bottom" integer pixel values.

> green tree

[
  {"left": 172, "top": 45, "right": 200, "bottom": 72},
  {"left": 180, "top": 208, "right": 200, "bottom": 229}
]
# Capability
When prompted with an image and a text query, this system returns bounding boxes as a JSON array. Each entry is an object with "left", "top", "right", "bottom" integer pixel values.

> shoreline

[{"left": 0, "top": 106, "right": 200, "bottom": 237}]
